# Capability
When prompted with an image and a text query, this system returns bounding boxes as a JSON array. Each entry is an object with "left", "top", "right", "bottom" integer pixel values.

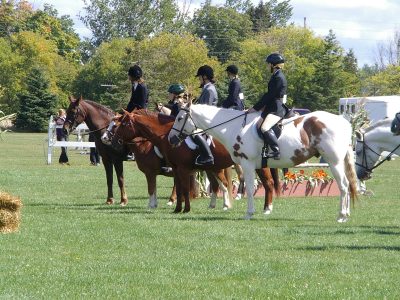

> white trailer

[{"left": 339, "top": 96, "right": 400, "bottom": 123}]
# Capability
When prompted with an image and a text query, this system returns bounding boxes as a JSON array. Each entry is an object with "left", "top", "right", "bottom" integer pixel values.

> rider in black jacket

[
  {"left": 248, "top": 53, "right": 287, "bottom": 161},
  {"left": 222, "top": 65, "right": 244, "bottom": 110},
  {"left": 126, "top": 65, "right": 149, "bottom": 112}
]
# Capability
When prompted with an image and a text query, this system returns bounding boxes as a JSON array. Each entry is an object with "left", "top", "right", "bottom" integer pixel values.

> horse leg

[
  {"left": 234, "top": 163, "right": 244, "bottom": 200},
  {"left": 145, "top": 173, "right": 157, "bottom": 209},
  {"left": 214, "top": 169, "right": 232, "bottom": 210},
  {"left": 173, "top": 174, "right": 184, "bottom": 213},
  {"left": 242, "top": 162, "right": 256, "bottom": 219},
  {"left": 206, "top": 171, "right": 219, "bottom": 209},
  {"left": 180, "top": 170, "right": 191, "bottom": 213},
  {"left": 168, "top": 182, "right": 177, "bottom": 206},
  {"left": 114, "top": 160, "right": 128, "bottom": 206},
  {"left": 256, "top": 168, "right": 274, "bottom": 215},
  {"left": 102, "top": 158, "right": 115, "bottom": 205},
  {"left": 329, "top": 162, "right": 350, "bottom": 223}
]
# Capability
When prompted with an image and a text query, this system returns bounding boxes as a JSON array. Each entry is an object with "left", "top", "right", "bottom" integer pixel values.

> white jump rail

[{"left": 47, "top": 116, "right": 95, "bottom": 164}]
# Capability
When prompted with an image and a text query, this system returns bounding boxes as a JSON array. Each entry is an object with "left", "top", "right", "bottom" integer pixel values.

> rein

[
  {"left": 170, "top": 107, "right": 248, "bottom": 140},
  {"left": 355, "top": 132, "right": 400, "bottom": 172}
]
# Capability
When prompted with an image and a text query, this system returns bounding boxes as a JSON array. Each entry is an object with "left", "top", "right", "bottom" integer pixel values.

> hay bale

[{"left": 0, "top": 191, "right": 22, "bottom": 233}]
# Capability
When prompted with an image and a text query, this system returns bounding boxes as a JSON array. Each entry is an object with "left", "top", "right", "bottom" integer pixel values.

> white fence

[{"left": 47, "top": 116, "right": 95, "bottom": 164}]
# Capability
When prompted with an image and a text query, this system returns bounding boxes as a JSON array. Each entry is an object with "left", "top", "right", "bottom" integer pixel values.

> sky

[{"left": 30, "top": 0, "right": 400, "bottom": 66}]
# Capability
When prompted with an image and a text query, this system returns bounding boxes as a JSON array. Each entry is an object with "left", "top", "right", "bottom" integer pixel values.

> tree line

[{"left": 0, "top": 0, "right": 399, "bottom": 131}]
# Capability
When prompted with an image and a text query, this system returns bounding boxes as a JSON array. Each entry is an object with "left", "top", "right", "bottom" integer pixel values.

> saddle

[{"left": 256, "top": 105, "right": 296, "bottom": 139}]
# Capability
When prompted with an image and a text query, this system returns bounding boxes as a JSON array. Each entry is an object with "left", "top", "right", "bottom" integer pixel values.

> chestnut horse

[
  {"left": 107, "top": 110, "right": 280, "bottom": 214},
  {"left": 62, "top": 97, "right": 179, "bottom": 207}
]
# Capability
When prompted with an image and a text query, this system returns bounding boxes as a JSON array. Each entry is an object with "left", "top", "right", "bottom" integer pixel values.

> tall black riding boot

[
  {"left": 262, "top": 129, "right": 280, "bottom": 160},
  {"left": 193, "top": 134, "right": 214, "bottom": 166}
]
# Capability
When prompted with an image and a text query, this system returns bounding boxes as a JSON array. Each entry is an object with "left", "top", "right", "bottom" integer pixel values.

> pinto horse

[
  {"left": 168, "top": 103, "right": 358, "bottom": 222},
  {"left": 108, "top": 110, "right": 280, "bottom": 214},
  {"left": 62, "top": 97, "right": 178, "bottom": 207},
  {"left": 355, "top": 118, "right": 400, "bottom": 180}
]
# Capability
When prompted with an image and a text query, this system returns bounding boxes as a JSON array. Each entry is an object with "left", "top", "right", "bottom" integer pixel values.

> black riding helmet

[
  {"left": 195, "top": 65, "right": 214, "bottom": 80},
  {"left": 266, "top": 53, "right": 285, "bottom": 66},
  {"left": 128, "top": 65, "right": 143, "bottom": 79},
  {"left": 226, "top": 65, "right": 238, "bottom": 75}
]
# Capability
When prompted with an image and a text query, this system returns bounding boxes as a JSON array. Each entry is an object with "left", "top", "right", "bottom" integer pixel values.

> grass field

[{"left": 1, "top": 133, "right": 400, "bottom": 299}]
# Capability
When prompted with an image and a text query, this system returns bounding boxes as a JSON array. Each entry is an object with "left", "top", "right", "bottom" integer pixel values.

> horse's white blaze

[{"left": 169, "top": 104, "right": 356, "bottom": 221}]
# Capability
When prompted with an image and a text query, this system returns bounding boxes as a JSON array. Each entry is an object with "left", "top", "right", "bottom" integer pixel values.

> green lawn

[{"left": 1, "top": 133, "right": 400, "bottom": 299}]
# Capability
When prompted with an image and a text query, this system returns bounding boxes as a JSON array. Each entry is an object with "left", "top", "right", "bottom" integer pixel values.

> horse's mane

[
  {"left": 133, "top": 109, "right": 176, "bottom": 125},
  {"left": 84, "top": 99, "right": 114, "bottom": 117},
  {"left": 364, "top": 118, "right": 391, "bottom": 133}
]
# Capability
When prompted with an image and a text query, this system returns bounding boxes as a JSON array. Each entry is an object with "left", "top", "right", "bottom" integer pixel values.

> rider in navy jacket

[
  {"left": 126, "top": 65, "right": 149, "bottom": 112},
  {"left": 248, "top": 53, "right": 287, "bottom": 162},
  {"left": 221, "top": 65, "right": 244, "bottom": 110}
]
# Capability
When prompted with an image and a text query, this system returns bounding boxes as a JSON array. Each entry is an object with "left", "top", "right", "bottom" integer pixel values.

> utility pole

[{"left": 304, "top": 17, "right": 307, "bottom": 28}]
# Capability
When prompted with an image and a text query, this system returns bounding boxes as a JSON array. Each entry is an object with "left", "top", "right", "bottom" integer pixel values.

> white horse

[
  {"left": 168, "top": 103, "right": 358, "bottom": 222},
  {"left": 355, "top": 118, "right": 400, "bottom": 180}
]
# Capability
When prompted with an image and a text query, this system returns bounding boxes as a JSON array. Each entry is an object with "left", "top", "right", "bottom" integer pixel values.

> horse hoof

[
  {"left": 208, "top": 205, "right": 216, "bottom": 209},
  {"left": 337, "top": 216, "right": 349, "bottom": 223},
  {"left": 223, "top": 206, "right": 229, "bottom": 211},
  {"left": 263, "top": 209, "right": 272, "bottom": 215},
  {"left": 173, "top": 209, "right": 181, "bottom": 214},
  {"left": 167, "top": 201, "right": 174, "bottom": 206},
  {"left": 120, "top": 200, "right": 128, "bottom": 207},
  {"left": 244, "top": 213, "right": 254, "bottom": 220},
  {"left": 106, "top": 199, "right": 114, "bottom": 205}
]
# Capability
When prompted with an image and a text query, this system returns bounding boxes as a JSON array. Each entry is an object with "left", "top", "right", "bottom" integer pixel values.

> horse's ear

[
  {"left": 68, "top": 95, "right": 75, "bottom": 103},
  {"left": 355, "top": 130, "right": 363, "bottom": 141},
  {"left": 121, "top": 109, "right": 128, "bottom": 115}
]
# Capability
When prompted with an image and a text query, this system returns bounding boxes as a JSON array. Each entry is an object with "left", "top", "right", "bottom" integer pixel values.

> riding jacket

[
  {"left": 126, "top": 81, "right": 149, "bottom": 112},
  {"left": 221, "top": 77, "right": 244, "bottom": 110},
  {"left": 253, "top": 68, "right": 287, "bottom": 118},
  {"left": 197, "top": 82, "right": 218, "bottom": 106}
]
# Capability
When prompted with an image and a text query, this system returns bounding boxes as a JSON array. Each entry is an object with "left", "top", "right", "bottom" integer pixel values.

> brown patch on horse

[
  {"left": 233, "top": 143, "right": 240, "bottom": 151},
  {"left": 233, "top": 151, "right": 248, "bottom": 159},
  {"left": 236, "top": 135, "right": 243, "bottom": 144},
  {"left": 303, "top": 116, "right": 326, "bottom": 137},
  {"left": 290, "top": 117, "right": 325, "bottom": 165},
  {"left": 293, "top": 116, "right": 304, "bottom": 127}
]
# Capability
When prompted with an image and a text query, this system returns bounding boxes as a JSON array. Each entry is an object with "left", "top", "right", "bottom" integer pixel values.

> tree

[
  {"left": 246, "top": 0, "right": 292, "bottom": 32},
  {"left": 366, "top": 65, "right": 400, "bottom": 95},
  {"left": 80, "top": 0, "right": 185, "bottom": 47},
  {"left": 15, "top": 67, "right": 57, "bottom": 132},
  {"left": 72, "top": 33, "right": 220, "bottom": 110},
  {"left": 192, "top": 4, "right": 253, "bottom": 62}
]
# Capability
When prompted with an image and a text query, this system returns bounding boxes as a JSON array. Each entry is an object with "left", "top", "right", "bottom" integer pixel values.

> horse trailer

[{"left": 339, "top": 96, "right": 400, "bottom": 123}]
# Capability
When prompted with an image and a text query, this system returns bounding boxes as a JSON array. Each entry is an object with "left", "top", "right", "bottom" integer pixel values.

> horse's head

[
  {"left": 63, "top": 96, "right": 85, "bottom": 136},
  {"left": 109, "top": 111, "right": 138, "bottom": 151},
  {"left": 391, "top": 112, "right": 400, "bottom": 135},
  {"left": 168, "top": 101, "right": 197, "bottom": 147},
  {"left": 100, "top": 113, "right": 122, "bottom": 146},
  {"left": 354, "top": 130, "right": 375, "bottom": 180}
]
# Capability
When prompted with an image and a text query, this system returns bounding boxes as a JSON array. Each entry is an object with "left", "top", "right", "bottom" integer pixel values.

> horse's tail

[
  {"left": 224, "top": 167, "right": 233, "bottom": 208},
  {"left": 344, "top": 146, "right": 358, "bottom": 206},
  {"left": 271, "top": 168, "right": 281, "bottom": 197}
]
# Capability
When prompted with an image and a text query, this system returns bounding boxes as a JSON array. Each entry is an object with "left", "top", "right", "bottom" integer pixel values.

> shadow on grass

[{"left": 298, "top": 245, "right": 400, "bottom": 251}]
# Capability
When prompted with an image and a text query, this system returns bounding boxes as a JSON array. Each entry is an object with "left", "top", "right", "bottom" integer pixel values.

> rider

[
  {"left": 247, "top": 53, "right": 287, "bottom": 162},
  {"left": 222, "top": 65, "right": 245, "bottom": 199},
  {"left": 193, "top": 65, "right": 218, "bottom": 166},
  {"left": 157, "top": 84, "right": 186, "bottom": 118},
  {"left": 221, "top": 64, "right": 244, "bottom": 110},
  {"left": 126, "top": 65, "right": 149, "bottom": 112}
]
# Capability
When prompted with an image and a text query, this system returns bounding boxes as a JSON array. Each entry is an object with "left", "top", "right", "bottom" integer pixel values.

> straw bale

[
  {"left": 0, "top": 191, "right": 22, "bottom": 233},
  {"left": 0, "top": 191, "right": 22, "bottom": 211}
]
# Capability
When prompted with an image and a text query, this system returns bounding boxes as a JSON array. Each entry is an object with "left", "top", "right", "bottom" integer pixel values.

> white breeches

[{"left": 261, "top": 114, "right": 281, "bottom": 133}]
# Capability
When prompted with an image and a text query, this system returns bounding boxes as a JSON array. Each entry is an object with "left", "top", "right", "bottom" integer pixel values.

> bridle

[
  {"left": 64, "top": 103, "right": 107, "bottom": 135},
  {"left": 170, "top": 106, "right": 248, "bottom": 144},
  {"left": 169, "top": 107, "right": 197, "bottom": 143},
  {"left": 355, "top": 131, "right": 400, "bottom": 174}
]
